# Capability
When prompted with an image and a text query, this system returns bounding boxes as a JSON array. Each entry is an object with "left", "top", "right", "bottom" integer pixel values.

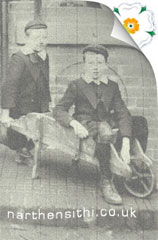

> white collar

[
  {"left": 81, "top": 73, "right": 109, "bottom": 85},
  {"left": 21, "top": 45, "right": 47, "bottom": 61},
  {"left": 37, "top": 50, "right": 47, "bottom": 61}
]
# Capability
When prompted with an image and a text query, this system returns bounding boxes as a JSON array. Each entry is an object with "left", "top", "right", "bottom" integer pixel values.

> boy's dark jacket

[
  {"left": 1, "top": 51, "right": 51, "bottom": 118},
  {"left": 53, "top": 78, "right": 132, "bottom": 138}
]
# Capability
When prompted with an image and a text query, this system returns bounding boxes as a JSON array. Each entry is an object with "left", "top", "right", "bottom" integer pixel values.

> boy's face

[
  {"left": 84, "top": 52, "right": 107, "bottom": 80},
  {"left": 26, "top": 29, "right": 48, "bottom": 52}
]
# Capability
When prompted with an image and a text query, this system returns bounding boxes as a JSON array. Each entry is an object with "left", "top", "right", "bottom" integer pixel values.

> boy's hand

[
  {"left": 70, "top": 120, "right": 89, "bottom": 139},
  {"left": 0, "top": 109, "right": 14, "bottom": 127}
]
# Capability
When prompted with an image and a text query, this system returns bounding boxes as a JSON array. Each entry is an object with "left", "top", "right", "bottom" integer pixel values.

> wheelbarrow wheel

[{"left": 124, "top": 158, "right": 155, "bottom": 198}]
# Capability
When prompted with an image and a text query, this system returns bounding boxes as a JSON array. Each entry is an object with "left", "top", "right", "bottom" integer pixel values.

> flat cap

[
  {"left": 83, "top": 44, "right": 109, "bottom": 59},
  {"left": 25, "top": 19, "right": 47, "bottom": 32}
]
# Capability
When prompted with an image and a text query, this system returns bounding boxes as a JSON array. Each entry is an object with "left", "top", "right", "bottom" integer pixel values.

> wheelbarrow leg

[{"left": 32, "top": 140, "right": 40, "bottom": 179}]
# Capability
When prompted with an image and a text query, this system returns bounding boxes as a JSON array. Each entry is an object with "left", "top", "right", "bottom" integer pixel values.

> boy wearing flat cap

[
  {"left": 53, "top": 44, "right": 132, "bottom": 205},
  {"left": 1, "top": 19, "right": 51, "bottom": 165}
]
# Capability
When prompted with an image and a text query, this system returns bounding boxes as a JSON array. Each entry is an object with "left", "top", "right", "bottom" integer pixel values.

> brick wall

[{"left": 5, "top": 0, "right": 158, "bottom": 160}]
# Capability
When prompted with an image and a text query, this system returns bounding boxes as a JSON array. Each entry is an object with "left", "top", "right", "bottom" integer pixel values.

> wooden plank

[
  {"left": 134, "top": 197, "right": 154, "bottom": 229},
  {"left": 144, "top": 197, "right": 154, "bottom": 211},
  {"left": 135, "top": 197, "right": 147, "bottom": 211},
  {"left": 122, "top": 194, "right": 137, "bottom": 209},
  {"left": 120, "top": 195, "right": 138, "bottom": 230}
]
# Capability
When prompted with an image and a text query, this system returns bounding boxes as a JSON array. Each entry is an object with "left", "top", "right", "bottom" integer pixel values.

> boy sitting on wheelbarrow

[{"left": 53, "top": 44, "right": 132, "bottom": 205}]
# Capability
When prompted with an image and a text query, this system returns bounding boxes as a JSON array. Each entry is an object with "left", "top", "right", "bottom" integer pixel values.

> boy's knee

[{"left": 98, "top": 121, "right": 113, "bottom": 143}]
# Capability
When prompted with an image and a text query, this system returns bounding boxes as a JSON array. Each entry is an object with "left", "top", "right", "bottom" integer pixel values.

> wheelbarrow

[{"left": 0, "top": 112, "right": 155, "bottom": 198}]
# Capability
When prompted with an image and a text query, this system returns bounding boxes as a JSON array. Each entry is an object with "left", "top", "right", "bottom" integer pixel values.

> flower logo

[
  {"left": 123, "top": 18, "right": 139, "bottom": 34},
  {"left": 114, "top": 3, "right": 156, "bottom": 48}
]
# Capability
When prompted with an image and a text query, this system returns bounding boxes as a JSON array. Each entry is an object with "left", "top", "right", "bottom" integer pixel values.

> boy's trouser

[{"left": 80, "top": 120, "right": 113, "bottom": 179}]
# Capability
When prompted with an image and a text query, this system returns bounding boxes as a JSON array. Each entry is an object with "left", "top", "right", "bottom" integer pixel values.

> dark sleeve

[
  {"left": 113, "top": 83, "right": 132, "bottom": 138},
  {"left": 46, "top": 55, "right": 51, "bottom": 102},
  {"left": 53, "top": 81, "right": 77, "bottom": 127},
  {"left": 1, "top": 54, "right": 25, "bottom": 109}
]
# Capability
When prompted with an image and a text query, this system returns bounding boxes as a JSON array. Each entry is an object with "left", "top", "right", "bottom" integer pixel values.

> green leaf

[
  {"left": 146, "top": 31, "right": 156, "bottom": 37},
  {"left": 113, "top": 8, "right": 120, "bottom": 15},
  {"left": 139, "top": 6, "right": 146, "bottom": 14}
]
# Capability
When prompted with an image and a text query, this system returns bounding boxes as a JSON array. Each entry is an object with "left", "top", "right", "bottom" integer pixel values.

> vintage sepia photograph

[{"left": 0, "top": 0, "right": 158, "bottom": 239}]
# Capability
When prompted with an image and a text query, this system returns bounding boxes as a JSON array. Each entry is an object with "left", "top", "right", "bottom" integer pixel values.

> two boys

[{"left": 1, "top": 21, "right": 132, "bottom": 205}]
